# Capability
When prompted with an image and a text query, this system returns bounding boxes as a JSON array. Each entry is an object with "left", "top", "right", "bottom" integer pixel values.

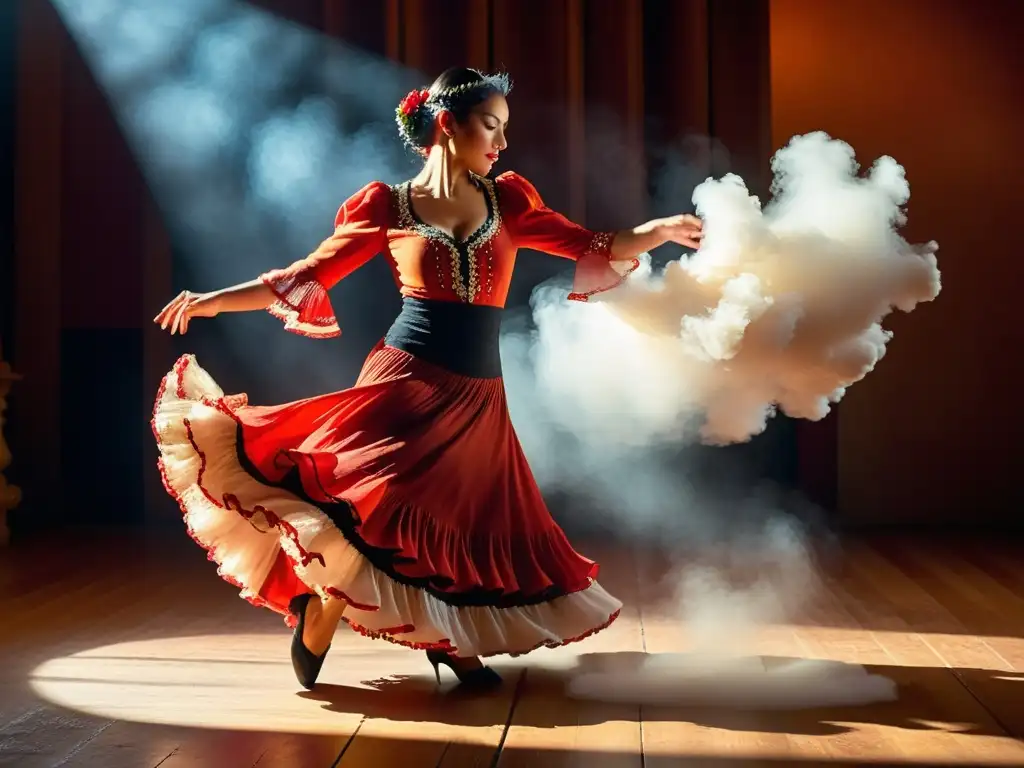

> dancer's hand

[
  {"left": 154, "top": 290, "right": 220, "bottom": 335},
  {"left": 655, "top": 214, "right": 704, "bottom": 249}
]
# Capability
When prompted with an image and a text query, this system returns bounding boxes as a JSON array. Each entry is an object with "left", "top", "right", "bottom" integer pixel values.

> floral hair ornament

[
  {"left": 399, "top": 88, "right": 430, "bottom": 116},
  {"left": 396, "top": 88, "right": 431, "bottom": 133}
]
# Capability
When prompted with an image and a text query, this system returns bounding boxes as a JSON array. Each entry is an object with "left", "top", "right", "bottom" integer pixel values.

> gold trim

[{"left": 391, "top": 176, "right": 502, "bottom": 303}]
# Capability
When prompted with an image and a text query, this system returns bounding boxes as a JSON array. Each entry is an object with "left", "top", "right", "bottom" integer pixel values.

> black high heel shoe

[
  {"left": 288, "top": 593, "right": 330, "bottom": 689},
  {"left": 426, "top": 649, "right": 502, "bottom": 689}
]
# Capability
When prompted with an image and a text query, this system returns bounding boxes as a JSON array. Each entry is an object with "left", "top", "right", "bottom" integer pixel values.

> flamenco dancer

[{"left": 152, "top": 67, "right": 703, "bottom": 690}]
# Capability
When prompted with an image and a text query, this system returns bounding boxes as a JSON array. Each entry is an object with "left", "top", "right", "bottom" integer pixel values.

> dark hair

[{"left": 395, "top": 67, "right": 512, "bottom": 154}]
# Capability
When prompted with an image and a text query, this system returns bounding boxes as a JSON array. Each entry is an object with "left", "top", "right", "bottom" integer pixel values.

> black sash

[{"left": 384, "top": 297, "right": 503, "bottom": 378}]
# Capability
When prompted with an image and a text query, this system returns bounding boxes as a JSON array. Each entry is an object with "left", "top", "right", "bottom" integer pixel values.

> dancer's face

[{"left": 442, "top": 94, "right": 509, "bottom": 177}]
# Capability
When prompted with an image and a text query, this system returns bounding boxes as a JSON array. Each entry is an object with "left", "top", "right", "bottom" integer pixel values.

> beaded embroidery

[
  {"left": 565, "top": 231, "right": 638, "bottom": 302},
  {"left": 392, "top": 176, "right": 502, "bottom": 304},
  {"left": 588, "top": 231, "right": 614, "bottom": 257}
]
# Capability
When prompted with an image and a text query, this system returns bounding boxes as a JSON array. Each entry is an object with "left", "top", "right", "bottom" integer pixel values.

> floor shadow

[{"left": 299, "top": 650, "right": 1023, "bottom": 740}]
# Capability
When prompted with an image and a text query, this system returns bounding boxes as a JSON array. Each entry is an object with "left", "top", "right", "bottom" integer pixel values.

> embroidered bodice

[
  {"left": 390, "top": 176, "right": 504, "bottom": 304},
  {"left": 260, "top": 171, "right": 637, "bottom": 339}
]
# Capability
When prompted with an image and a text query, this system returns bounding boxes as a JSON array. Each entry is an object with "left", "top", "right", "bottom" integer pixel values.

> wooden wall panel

[
  {"left": 12, "top": 0, "right": 64, "bottom": 532},
  {"left": 771, "top": 0, "right": 1024, "bottom": 525}
]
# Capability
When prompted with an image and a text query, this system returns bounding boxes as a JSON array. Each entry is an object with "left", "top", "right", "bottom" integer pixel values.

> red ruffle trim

[{"left": 260, "top": 268, "right": 341, "bottom": 339}]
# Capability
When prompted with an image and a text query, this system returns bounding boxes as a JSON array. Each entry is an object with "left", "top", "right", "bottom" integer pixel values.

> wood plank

[
  {"left": 1, "top": 535, "right": 353, "bottom": 766},
  {"left": 331, "top": 642, "right": 518, "bottom": 766},
  {"left": 850, "top": 539, "right": 1024, "bottom": 741},
  {"left": 640, "top": 613, "right": 809, "bottom": 763},
  {"left": 3, "top": 532, "right": 1024, "bottom": 766},
  {"left": 833, "top": 539, "right": 1024, "bottom": 761},
  {"left": 493, "top": 547, "right": 643, "bottom": 768},
  {"left": 826, "top": 550, "right": 1024, "bottom": 764},
  {"left": 793, "top": 563, "right": 935, "bottom": 764}
]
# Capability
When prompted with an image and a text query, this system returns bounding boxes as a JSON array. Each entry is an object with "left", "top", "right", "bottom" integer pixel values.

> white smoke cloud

[
  {"left": 565, "top": 654, "right": 898, "bottom": 711},
  {"left": 512, "top": 131, "right": 940, "bottom": 449},
  {"left": 504, "top": 132, "right": 937, "bottom": 707}
]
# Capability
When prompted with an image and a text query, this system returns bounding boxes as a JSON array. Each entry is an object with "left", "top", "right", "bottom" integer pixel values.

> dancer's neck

[{"left": 412, "top": 145, "right": 472, "bottom": 198}]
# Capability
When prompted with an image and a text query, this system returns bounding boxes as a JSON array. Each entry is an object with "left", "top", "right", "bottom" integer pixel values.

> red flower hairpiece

[{"left": 399, "top": 88, "right": 430, "bottom": 116}]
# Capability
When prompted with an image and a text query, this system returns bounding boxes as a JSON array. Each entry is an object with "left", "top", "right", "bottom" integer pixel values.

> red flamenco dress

[{"left": 152, "top": 171, "right": 639, "bottom": 658}]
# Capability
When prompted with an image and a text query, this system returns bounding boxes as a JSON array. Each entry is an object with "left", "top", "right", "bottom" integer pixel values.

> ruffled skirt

[{"left": 151, "top": 332, "right": 621, "bottom": 657}]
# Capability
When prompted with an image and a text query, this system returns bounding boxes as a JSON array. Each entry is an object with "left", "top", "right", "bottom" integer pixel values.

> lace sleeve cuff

[
  {"left": 567, "top": 232, "right": 640, "bottom": 302},
  {"left": 260, "top": 267, "right": 341, "bottom": 339}
]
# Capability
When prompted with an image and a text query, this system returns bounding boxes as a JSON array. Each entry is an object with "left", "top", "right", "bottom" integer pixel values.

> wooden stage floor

[{"left": 2, "top": 529, "right": 1024, "bottom": 767}]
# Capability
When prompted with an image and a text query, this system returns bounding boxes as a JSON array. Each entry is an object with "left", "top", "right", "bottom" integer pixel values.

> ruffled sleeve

[
  {"left": 496, "top": 171, "right": 639, "bottom": 301},
  {"left": 260, "top": 180, "right": 391, "bottom": 338}
]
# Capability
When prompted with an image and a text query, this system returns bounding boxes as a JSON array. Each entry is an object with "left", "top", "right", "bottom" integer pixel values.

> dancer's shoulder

[{"left": 334, "top": 180, "right": 394, "bottom": 228}]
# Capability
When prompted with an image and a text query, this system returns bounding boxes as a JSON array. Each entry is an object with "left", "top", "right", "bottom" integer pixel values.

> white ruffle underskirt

[{"left": 152, "top": 355, "right": 622, "bottom": 658}]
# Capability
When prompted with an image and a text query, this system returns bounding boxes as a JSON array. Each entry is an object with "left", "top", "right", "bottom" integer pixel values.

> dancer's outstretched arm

[
  {"left": 153, "top": 279, "right": 274, "bottom": 335},
  {"left": 154, "top": 181, "right": 390, "bottom": 336},
  {"left": 496, "top": 171, "right": 702, "bottom": 301}
]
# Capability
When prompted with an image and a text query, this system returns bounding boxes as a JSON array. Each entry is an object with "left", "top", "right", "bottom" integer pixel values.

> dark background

[{"left": 3, "top": 0, "right": 1022, "bottom": 540}]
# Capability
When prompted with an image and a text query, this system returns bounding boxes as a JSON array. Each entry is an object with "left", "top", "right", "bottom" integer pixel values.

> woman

[{"left": 152, "top": 67, "right": 702, "bottom": 690}]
